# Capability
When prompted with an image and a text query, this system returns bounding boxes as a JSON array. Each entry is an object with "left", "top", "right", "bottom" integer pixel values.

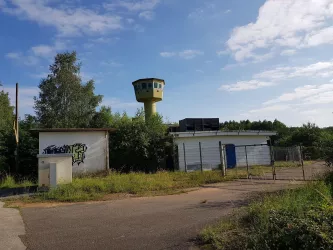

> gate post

[
  {"left": 199, "top": 142, "right": 203, "bottom": 172},
  {"left": 269, "top": 141, "right": 276, "bottom": 180},
  {"left": 219, "top": 141, "right": 226, "bottom": 177},
  {"left": 300, "top": 145, "right": 305, "bottom": 181},
  {"left": 245, "top": 146, "right": 249, "bottom": 179},
  {"left": 183, "top": 143, "right": 187, "bottom": 172}
]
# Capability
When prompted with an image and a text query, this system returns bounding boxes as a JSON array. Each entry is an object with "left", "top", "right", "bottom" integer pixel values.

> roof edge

[
  {"left": 132, "top": 78, "right": 165, "bottom": 85},
  {"left": 30, "top": 128, "right": 116, "bottom": 132}
]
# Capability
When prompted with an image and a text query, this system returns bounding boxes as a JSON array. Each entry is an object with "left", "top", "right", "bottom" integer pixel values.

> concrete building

[
  {"left": 35, "top": 128, "right": 115, "bottom": 175},
  {"left": 132, "top": 78, "right": 165, "bottom": 120},
  {"left": 171, "top": 130, "right": 277, "bottom": 172}
]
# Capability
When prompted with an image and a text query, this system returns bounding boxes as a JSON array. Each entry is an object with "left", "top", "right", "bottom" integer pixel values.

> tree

[
  {"left": 0, "top": 89, "right": 14, "bottom": 172},
  {"left": 34, "top": 51, "right": 103, "bottom": 128}
]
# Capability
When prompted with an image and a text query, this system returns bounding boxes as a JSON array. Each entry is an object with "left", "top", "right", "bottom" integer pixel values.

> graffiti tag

[{"left": 43, "top": 143, "right": 88, "bottom": 166}]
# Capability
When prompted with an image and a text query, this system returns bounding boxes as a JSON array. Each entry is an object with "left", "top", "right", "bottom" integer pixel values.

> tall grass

[
  {"left": 0, "top": 175, "right": 35, "bottom": 189},
  {"left": 199, "top": 172, "right": 333, "bottom": 250}
]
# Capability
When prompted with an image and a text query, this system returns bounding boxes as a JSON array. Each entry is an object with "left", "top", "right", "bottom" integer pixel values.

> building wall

[
  {"left": 174, "top": 135, "right": 271, "bottom": 171},
  {"left": 39, "top": 131, "right": 108, "bottom": 174}
]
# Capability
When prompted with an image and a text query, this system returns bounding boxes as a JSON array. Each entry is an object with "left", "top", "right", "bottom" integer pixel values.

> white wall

[
  {"left": 174, "top": 135, "right": 271, "bottom": 171},
  {"left": 39, "top": 131, "right": 108, "bottom": 174}
]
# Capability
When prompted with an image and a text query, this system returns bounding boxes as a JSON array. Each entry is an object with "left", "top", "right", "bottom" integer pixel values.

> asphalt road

[{"left": 20, "top": 163, "right": 327, "bottom": 250}]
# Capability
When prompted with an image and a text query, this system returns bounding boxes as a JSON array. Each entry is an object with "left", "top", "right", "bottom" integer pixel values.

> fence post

[
  {"left": 245, "top": 146, "right": 249, "bottom": 179},
  {"left": 269, "top": 142, "right": 276, "bottom": 180},
  {"left": 199, "top": 142, "right": 203, "bottom": 172},
  {"left": 219, "top": 141, "right": 226, "bottom": 177},
  {"left": 183, "top": 143, "right": 187, "bottom": 173},
  {"left": 300, "top": 145, "right": 305, "bottom": 181}
]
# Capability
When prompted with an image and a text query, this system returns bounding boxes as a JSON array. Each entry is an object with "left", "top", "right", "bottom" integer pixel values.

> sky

[{"left": 0, "top": 0, "right": 333, "bottom": 127}]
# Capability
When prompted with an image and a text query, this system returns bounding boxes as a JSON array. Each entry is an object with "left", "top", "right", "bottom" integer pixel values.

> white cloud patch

[
  {"left": 4, "top": 86, "right": 39, "bottom": 115},
  {"left": 100, "top": 60, "right": 123, "bottom": 67},
  {"left": 224, "top": 9, "right": 231, "bottom": 14},
  {"left": 5, "top": 52, "right": 39, "bottom": 66},
  {"left": 254, "top": 61, "right": 333, "bottom": 80},
  {"left": 179, "top": 50, "right": 204, "bottom": 59},
  {"left": 102, "top": 97, "right": 140, "bottom": 109},
  {"left": 222, "top": 60, "right": 333, "bottom": 92},
  {"left": 139, "top": 10, "right": 154, "bottom": 20},
  {"left": 2, "top": 0, "right": 123, "bottom": 37},
  {"left": 227, "top": 0, "right": 333, "bottom": 62},
  {"left": 280, "top": 49, "right": 296, "bottom": 56},
  {"left": 220, "top": 80, "right": 275, "bottom": 91},
  {"left": 160, "top": 50, "right": 204, "bottom": 59},
  {"left": 265, "top": 83, "right": 333, "bottom": 105},
  {"left": 31, "top": 40, "right": 67, "bottom": 58},
  {"left": 217, "top": 50, "right": 229, "bottom": 56},
  {"left": 160, "top": 52, "right": 176, "bottom": 58},
  {"left": 104, "top": 0, "right": 160, "bottom": 12}
]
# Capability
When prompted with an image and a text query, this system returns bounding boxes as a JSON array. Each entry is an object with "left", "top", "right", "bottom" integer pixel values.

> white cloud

[
  {"left": 2, "top": 0, "right": 123, "bottom": 37},
  {"left": 104, "top": 0, "right": 160, "bottom": 12},
  {"left": 102, "top": 97, "right": 140, "bottom": 109},
  {"left": 217, "top": 50, "right": 229, "bottom": 56},
  {"left": 160, "top": 52, "right": 176, "bottom": 58},
  {"left": 4, "top": 86, "right": 39, "bottom": 115},
  {"left": 248, "top": 104, "right": 291, "bottom": 114},
  {"left": 178, "top": 50, "right": 204, "bottom": 59},
  {"left": 226, "top": 0, "right": 333, "bottom": 62},
  {"left": 160, "top": 50, "right": 204, "bottom": 59},
  {"left": 100, "top": 60, "right": 123, "bottom": 67},
  {"left": 220, "top": 80, "right": 275, "bottom": 91},
  {"left": 254, "top": 61, "right": 333, "bottom": 80},
  {"left": 224, "top": 9, "right": 231, "bottom": 14},
  {"left": 280, "top": 49, "right": 296, "bottom": 56},
  {"left": 6, "top": 52, "right": 39, "bottom": 66},
  {"left": 31, "top": 40, "right": 66, "bottom": 58},
  {"left": 139, "top": 11, "right": 154, "bottom": 20},
  {"left": 196, "top": 69, "right": 204, "bottom": 73},
  {"left": 264, "top": 84, "right": 333, "bottom": 105},
  {"left": 5, "top": 52, "right": 20, "bottom": 59}
]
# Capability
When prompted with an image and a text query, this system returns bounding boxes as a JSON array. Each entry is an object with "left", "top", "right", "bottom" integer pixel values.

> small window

[
  {"left": 148, "top": 83, "right": 152, "bottom": 89},
  {"left": 142, "top": 83, "right": 147, "bottom": 89},
  {"left": 154, "top": 82, "right": 158, "bottom": 88},
  {"left": 159, "top": 84, "right": 162, "bottom": 89}
]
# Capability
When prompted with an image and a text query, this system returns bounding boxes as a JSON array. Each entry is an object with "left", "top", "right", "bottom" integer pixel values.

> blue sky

[{"left": 1, "top": 0, "right": 333, "bottom": 127}]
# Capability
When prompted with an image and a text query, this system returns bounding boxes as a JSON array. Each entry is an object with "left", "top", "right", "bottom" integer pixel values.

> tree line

[{"left": 0, "top": 51, "right": 332, "bottom": 178}]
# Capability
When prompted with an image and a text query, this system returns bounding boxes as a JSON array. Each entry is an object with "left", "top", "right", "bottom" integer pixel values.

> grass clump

[
  {"left": 0, "top": 175, "right": 35, "bottom": 189},
  {"left": 31, "top": 166, "right": 273, "bottom": 202},
  {"left": 198, "top": 172, "right": 333, "bottom": 250}
]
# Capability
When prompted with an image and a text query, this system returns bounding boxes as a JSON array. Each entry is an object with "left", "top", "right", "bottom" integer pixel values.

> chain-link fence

[{"left": 177, "top": 142, "right": 324, "bottom": 180}]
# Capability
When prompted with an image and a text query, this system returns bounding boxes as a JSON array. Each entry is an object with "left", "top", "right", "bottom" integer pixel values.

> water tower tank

[{"left": 132, "top": 78, "right": 165, "bottom": 120}]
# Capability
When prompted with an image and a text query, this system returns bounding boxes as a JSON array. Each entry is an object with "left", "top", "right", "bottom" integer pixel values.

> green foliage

[
  {"left": 0, "top": 90, "right": 14, "bottom": 171},
  {"left": 26, "top": 167, "right": 269, "bottom": 202},
  {"left": 109, "top": 111, "right": 172, "bottom": 172},
  {"left": 34, "top": 51, "right": 103, "bottom": 128},
  {"left": 199, "top": 175, "right": 333, "bottom": 250},
  {"left": 0, "top": 175, "right": 35, "bottom": 189}
]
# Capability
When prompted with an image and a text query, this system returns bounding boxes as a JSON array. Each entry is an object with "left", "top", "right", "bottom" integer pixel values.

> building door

[{"left": 226, "top": 144, "right": 236, "bottom": 169}]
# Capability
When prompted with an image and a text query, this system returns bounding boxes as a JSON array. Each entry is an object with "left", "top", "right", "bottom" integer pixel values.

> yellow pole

[{"left": 144, "top": 101, "right": 156, "bottom": 120}]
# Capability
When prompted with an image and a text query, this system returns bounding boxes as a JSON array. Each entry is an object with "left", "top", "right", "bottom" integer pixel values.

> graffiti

[{"left": 43, "top": 143, "right": 88, "bottom": 165}]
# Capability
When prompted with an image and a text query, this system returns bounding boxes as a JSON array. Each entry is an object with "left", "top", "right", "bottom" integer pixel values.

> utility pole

[{"left": 14, "top": 83, "right": 19, "bottom": 174}]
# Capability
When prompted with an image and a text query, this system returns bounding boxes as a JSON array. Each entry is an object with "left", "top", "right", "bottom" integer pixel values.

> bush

[{"left": 199, "top": 173, "right": 333, "bottom": 250}]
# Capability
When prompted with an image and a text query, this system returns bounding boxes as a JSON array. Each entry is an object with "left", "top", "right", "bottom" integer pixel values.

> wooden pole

[
  {"left": 300, "top": 145, "right": 305, "bottom": 181},
  {"left": 15, "top": 83, "right": 19, "bottom": 174},
  {"left": 245, "top": 146, "right": 249, "bottom": 179},
  {"left": 219, "top": 141, "right": 226, "bottom": 177},
  {"left": 199, "top": 142, "right": 203, "bottom": 172},
  {"left": 183, "top": 143, "right": 187, "bottom": 172}
]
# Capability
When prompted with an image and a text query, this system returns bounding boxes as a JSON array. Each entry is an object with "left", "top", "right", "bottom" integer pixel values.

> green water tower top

[{"left": 132, "top": 78, "right": 165, "bottom": 120}]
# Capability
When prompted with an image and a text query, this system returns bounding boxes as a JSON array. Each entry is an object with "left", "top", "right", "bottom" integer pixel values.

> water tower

[{"left": 132, "top": 78, "right": 165, "bottom": 120}]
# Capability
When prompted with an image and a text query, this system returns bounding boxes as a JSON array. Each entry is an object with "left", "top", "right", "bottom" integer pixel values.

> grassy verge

[
  {"left": 198, "top": 171, "right": 333, "bottom": 250},
  {"left": 2, "top": 161, "right": 312, "bottom": 203},
  {"left": 0, "top": 175, "right": 35, "bottom": 189}
]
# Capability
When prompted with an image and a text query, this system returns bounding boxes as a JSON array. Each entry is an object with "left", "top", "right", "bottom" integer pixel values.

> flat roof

[
  {"left": 170, "top": 130, "right": 277, "bottom": 137},
  {"left": 132, "top": 78, "right": 165, "bottom": 85},
  {"left": 31, "top": 128, "right": 116, "bottom": 132}
]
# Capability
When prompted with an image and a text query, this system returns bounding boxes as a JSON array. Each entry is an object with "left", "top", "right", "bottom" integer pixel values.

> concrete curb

[{"left": 0, "top": 201, "right": 26, "bottom": 250}]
